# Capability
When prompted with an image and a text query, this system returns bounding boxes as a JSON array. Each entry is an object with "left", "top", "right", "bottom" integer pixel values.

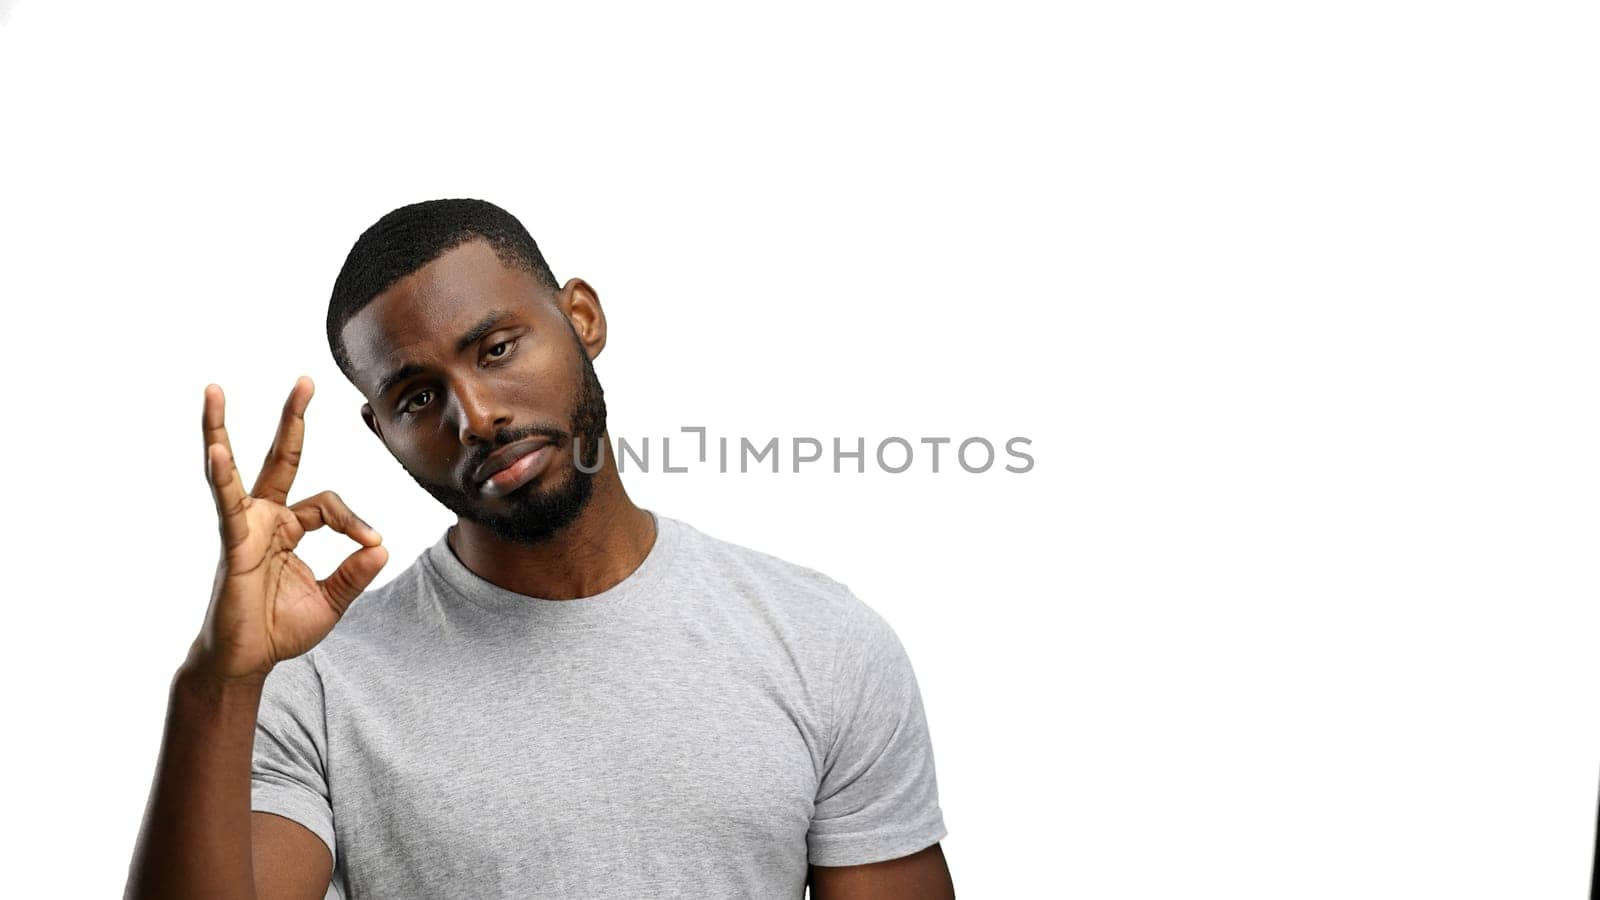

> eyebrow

[{"left": 373, "top": 309, "right": 518, "bottom": 402}]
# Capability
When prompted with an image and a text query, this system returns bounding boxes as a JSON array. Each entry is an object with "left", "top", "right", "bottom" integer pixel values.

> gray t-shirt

[{"left": 250, "top": 510, "right": 947, "bottom": 899}]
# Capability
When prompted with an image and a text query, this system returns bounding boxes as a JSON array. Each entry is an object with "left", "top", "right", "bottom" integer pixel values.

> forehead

[{"left": 341, "top": 239, "right": 549, "bottom": 396}]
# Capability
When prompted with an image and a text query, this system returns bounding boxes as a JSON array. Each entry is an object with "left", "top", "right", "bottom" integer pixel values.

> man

[{"left": 125, "top": 199, "right": 954, "bottom": 899}]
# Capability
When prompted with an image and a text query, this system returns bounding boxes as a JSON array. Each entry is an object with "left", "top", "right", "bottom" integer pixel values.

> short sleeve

[
  {"left": 807, "top": 593, "right": 948, "bottom": 866},
  {"left": 251, "top": 653, "right": 338, "bottom": 869}
]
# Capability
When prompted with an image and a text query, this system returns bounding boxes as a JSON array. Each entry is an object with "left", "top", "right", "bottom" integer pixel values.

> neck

[{"left": 446, "top": 438, "right": 656, "bottom": 600}]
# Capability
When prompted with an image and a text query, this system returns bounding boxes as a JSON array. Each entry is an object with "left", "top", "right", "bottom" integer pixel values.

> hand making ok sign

[{"left": 189, "top": 376, "right": 387, "bottom": 683}]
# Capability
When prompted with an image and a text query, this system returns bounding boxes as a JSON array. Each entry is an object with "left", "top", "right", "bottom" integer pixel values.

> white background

[{"left": 1, "top": 2, "right": 1596, "bottom": 897}]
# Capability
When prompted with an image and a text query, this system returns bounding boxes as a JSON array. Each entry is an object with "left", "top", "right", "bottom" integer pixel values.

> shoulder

[{"left": 666, "top": 515, "right": 868, "bottom": 627}]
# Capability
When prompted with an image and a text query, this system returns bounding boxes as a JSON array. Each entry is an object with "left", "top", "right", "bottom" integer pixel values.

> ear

[
  {"left": 556, "top": 277, "right": 607, "bottom": 361},
  {"left": 360, "top": 403, "right": 384, "bottom": 441}
]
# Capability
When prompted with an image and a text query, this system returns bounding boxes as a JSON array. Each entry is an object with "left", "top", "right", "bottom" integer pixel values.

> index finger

[{"left": 253, "top": 376, "right": 313, "bottom": 505}]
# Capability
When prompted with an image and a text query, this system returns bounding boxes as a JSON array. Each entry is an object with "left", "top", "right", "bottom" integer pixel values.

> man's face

[{"left": 342, "top": 238, "right": 608, "bottom": 545}]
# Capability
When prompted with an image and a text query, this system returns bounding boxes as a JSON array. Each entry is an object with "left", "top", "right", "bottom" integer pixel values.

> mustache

[{"left": 462, "top": 426, "right": 570, "bottom": 481}]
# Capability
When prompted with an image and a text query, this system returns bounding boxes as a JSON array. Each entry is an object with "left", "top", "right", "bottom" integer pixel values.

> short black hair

[{"left": 326, "top": 198, "right": 560, "bottom": 385}]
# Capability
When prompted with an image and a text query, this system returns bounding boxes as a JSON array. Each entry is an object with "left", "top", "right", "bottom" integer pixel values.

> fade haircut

[{"left": 326, "top": 198, "right": 560, "bottom": 384}]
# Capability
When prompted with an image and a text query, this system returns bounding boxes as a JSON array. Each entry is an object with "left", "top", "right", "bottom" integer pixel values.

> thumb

[{"left": 320, "top": 544, "right": 389, "bottom": 616}]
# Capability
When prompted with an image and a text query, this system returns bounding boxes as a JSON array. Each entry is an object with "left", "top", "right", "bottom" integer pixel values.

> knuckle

[{"left": 323, "top": 572, "right": 348, "bottom": 604}]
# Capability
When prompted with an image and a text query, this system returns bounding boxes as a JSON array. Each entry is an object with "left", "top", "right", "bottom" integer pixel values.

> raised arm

[{"left": 123, "top": 378, "right": 387, "bottom": 899}]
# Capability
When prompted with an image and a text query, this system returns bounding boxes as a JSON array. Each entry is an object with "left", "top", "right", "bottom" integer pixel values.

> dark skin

[
  {"left": 810, "top": 844, "right": 956, "bottom": 899},
  {"left": 128, "top": 236, "right": 953, "bottom": 899},
  {"left": 341, "top": 238, "right": 655, "bottom": 600}
]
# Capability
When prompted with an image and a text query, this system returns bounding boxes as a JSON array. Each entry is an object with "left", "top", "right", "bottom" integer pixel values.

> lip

[
  {"left": 479, "top": 443, "right": 555, "bottom": 497},
  {"left": 473, "top": 437, "right": 553, "bottom": 486}
]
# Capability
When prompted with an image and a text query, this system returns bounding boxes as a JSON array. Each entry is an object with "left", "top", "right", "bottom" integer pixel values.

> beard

[{"left": 405, "top": 330, "right": 608, "bottom": 546}]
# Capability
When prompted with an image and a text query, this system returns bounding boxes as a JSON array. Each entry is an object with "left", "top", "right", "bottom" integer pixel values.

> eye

[
  {"left": 400, "top": 389, "right": 432, "bottom": 415},
  {"left": 486, "top": 338, "right": 517, "bottom": 360}
]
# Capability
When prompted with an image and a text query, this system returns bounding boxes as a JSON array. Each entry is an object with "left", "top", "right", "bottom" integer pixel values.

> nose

[{"left": 451, "top": 377, "right": 513, "bottom": 446}]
